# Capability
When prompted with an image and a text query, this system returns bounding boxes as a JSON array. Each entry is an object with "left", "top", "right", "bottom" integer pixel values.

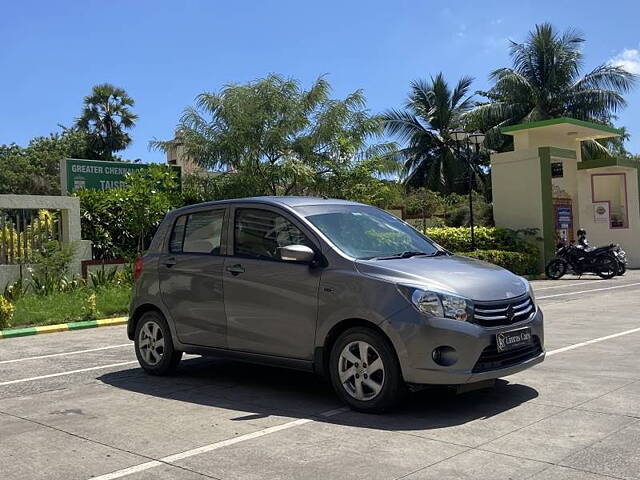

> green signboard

[{"left": 60, "top": 158, "right": 181, "bottom": 194}]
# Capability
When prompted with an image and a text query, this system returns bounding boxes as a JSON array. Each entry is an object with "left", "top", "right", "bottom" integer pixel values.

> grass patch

[{"left": 10, "top": 286, "right": 131, "bottom": 328}]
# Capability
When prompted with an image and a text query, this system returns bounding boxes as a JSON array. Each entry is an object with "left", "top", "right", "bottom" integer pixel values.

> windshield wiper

[
  {"left": 429, "top": 250, "right": 450, "bottom": 257},
  {"left": 372, "top": 251, "right": 430, "bottom": 260}
]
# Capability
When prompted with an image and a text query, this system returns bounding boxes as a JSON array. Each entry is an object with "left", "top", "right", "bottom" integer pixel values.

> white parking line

[
  {"left": 0, "top": 344, "right": 131, "bottom": 365},
  {"left": 537, "top": 282, "right": 640, "bottom": 299},
  {"left": 90, "top": 407, "right": 349, "bottom": 480},
  {"left": 547, "top": 327, "right": 640, "bottom": 356},
  {"left": 0, "top": 361, "right": 138, "bottom": 387},
  {"left": 534, "top": 280, "right": 604, "bottom": 291}
]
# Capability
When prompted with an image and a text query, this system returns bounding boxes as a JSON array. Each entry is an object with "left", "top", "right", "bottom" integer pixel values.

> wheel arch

[
  {"left": 314, "top": 318, "right": 399, "bottom": 378},
  {"left": 128, "top": 303, "right": 165, "bottom": 340}
]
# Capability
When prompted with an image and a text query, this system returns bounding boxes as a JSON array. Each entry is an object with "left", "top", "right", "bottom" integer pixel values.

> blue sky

[{"left": 2, "top": 0, "right": 639, "bottom": 163}]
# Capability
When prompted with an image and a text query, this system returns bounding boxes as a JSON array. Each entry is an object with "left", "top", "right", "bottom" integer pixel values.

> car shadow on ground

[{"left": 98, "top": 356, "right": 539, "bottom": 432}]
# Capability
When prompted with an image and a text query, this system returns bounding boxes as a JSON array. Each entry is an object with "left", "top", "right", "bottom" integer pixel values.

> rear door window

[{"left": 169, "top": 209, "right": 225, "bottom": 254}]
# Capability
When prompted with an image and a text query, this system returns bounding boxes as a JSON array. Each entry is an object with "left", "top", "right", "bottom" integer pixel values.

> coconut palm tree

[
  {"left": 468, "top": 23, "right": 636, "bottom": 151},
  {"left": 383, "top": 73, "right": 481, "bottom": 193},
  {"left": 76, "top": 83, "right": 137, "bottom": 160}
]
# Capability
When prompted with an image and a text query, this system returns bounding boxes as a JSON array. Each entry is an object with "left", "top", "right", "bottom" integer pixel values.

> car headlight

[{"left": 397, "top": 285, "right": 473, "bottom": 321}]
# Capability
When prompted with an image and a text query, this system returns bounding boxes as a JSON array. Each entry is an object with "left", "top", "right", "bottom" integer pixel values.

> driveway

[{"left": 2, "top": 271, "right": 640, "bottom": 479}]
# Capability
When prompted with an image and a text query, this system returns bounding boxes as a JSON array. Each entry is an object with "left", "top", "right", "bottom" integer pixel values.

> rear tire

[
  {"left": 596, "top": 255, "right": 619, "bottom": 279},
  {"left": 134, "top": 311, "right": 183, "bottom": 375},
  {"left": 328, "top": 327, "right": 407, "bottom": 413},
  {"left": 545, "top": 259, "right": 567, "bottom": 280}
]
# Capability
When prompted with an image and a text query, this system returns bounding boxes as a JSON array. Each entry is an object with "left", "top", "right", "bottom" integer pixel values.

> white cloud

[
  {"left": 610, "top": 48, "right": 640, "bottom": 74},
  {"left": 456, "top": 23, "right": 467, "bottom": 38}
]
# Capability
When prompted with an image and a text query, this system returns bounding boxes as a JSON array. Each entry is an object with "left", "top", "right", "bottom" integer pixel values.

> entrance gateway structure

[{"left": 491, "top": 118, "right": 639, "bottom": 269}]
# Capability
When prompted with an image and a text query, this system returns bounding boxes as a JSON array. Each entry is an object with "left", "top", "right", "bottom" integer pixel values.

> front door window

[{"left": 234, "top": 208, "right": 311, "bottom": 260}]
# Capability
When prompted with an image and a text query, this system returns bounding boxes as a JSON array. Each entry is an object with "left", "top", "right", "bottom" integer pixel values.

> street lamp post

[
  {"left": 451, "top": 130, "right": 485, "bottom": 251},
  {"left": 468, "top": 132, "right": 485, "bottom": 251}
]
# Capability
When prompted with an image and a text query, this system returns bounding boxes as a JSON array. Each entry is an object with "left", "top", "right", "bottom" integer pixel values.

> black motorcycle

[{"left": 545, "top": 242, "right": 619, "bottom": 279}]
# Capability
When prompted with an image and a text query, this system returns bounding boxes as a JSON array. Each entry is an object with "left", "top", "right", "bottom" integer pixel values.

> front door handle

[
  {"left": 162, "top": 256, "right": 177, "bottom": 267},
  {"left": 225, "top": 264, "right": 245, "bottom": 276}
]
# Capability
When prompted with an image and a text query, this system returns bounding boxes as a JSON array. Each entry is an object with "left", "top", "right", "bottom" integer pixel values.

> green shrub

[
  {"left": 0, "top": 296, "right": 15, "bottom": 328},
  {"left": 425, "top": 227, "right": 539, "bottom": 256},
  {"left": 458, "top": 250, "right": 539, "bottom": 276},
  {"left": 3, "top": 277, "right": 27, "bottom": 302},
  {"left": 81, "top": 292, "right": 100, "bottom": 320},
  {"left": 77, "top": 164, "right": 182, "bottom": 259},
  {"left": 89, "top": 266, "right": 119, "bottom": 289},
  {"left": 28, "top": 240, "right": 78, "bottom": 296}
]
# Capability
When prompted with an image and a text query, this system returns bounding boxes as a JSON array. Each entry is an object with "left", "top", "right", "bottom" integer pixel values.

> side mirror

[{"left": 279, "top": 244, "right": 315, "bottom": 263}]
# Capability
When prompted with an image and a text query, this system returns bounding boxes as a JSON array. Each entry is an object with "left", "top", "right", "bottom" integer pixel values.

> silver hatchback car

[{"left": 129, "top": 196, "right": 544, "bottom": 412}]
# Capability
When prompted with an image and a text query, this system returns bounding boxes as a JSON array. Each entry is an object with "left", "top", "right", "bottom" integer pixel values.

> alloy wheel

[
  {"left": 338, "top": 340, "right": 385, "bottom": 401},
  {"left": 138, "top": 320, "right": 165, "bottom": 366}
]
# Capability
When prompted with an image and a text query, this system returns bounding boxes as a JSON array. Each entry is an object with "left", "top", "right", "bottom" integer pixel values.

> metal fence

[{"left": 0, "top": 209, "right": 62, "bottom": 264}]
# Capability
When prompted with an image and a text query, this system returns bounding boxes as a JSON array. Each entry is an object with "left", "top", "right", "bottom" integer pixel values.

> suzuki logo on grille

[{"left": 505, "top": 304, "right": 515, "bottom": 321}]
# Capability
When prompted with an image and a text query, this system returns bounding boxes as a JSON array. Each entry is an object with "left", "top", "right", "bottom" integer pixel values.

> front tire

[
  {"left": 545, "top": 259, "right": 567, "bottom": 280},
  {"left": 329, "top": 327, "right": 406, "bottom": 413},
  {"left": 596, "top": 254, "right": 619, "bottom": 279},
  {"left": 134, "top": 311, "right": 183, "bottom": 375}
]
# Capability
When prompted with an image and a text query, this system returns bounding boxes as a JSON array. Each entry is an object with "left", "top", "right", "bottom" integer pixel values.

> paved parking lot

[{"left": 2, "top": 271, "right": 640, "bottom": 480}]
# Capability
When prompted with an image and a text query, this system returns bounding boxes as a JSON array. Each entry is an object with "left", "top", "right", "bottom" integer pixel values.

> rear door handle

[
  {"left": 225, "top": 264, "right": 245, "bottom": 275},
  {"left": 162, "top": 257, "right": 177, "bottom": 267}
]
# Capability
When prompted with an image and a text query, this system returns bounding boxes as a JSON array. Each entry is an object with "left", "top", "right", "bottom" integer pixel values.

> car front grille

[
  {"left": 472, "top": 336, "right": 542, "bottom": 373},
  {"left": 473, "top": 296, "right": 535, "bottom": 327}
]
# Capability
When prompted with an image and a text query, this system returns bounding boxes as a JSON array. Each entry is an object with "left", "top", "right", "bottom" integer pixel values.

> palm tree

[
  {"left": 76, "top": 83, "right": 137, "bottom": 160},
  {"left": 383, "top": 73, "right": 481, "bottom": 193},
  {"left": 469, "top": 23, "right": 636, "bottom": 151}
]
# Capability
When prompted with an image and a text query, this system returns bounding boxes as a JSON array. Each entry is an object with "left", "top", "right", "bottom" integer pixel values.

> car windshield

[{"left": 295, "top": 204, "right": 441, "bottom": 260}]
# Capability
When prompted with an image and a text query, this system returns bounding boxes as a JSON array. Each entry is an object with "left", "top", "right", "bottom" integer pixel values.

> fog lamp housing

[{"left": 432, "top": 346, "right": 458, "bottom": 367}]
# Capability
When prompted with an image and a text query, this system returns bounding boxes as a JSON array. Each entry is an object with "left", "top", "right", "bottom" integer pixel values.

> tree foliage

[
  {"left": 404, "top": 188, "right": 493, "bottom": 228},
  {"left": 152, "top": 74, "right": 399, "bottom": 201},
  {"left": 382, "top": 73, "right": 486, "bottom": 193},
  {"left": 75, "top": 83, "right": 138, "bottom": 160},
  {"left": 0, "top": 129, "right": 95, "bottom": 195},
  {"left": 468, "top": 23, "right": 637, "bottom": 151}
]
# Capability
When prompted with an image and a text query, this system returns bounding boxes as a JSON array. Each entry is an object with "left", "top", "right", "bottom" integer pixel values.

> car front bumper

[{"left": 381, "top": 304, "right": 545, "bottom": 385}]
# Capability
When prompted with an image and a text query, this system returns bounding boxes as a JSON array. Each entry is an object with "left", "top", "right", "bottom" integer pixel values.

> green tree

[
  {"left": 76, "top": 83, "right": 138, "bottom": 160},
  {"left": 152, "top": 74, "right": 397, "bottom": 197},
  {"left": 382, "top": 73, "right": 483, "bottom": 194},
  {"left": 0, "top": 129, "right": 94, "bottom": 195},
  {"left": 469, "top": 23, "right": 637, "bottom": 151}
]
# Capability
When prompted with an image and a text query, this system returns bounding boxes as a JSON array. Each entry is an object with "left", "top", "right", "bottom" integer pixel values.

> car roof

[{"left": 169, "top": 196, "right": 366, "bottom": 215}]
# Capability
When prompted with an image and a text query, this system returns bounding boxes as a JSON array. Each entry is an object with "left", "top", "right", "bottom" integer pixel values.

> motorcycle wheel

[
  {"left": 617, "top": 262, "right": 626, "bottom": 276},
  {"left": 597, "top": 255, "right": 619, "bottom": 279},
  {"left": 545, "top": 259, "right": 567, "bottom": 280}
]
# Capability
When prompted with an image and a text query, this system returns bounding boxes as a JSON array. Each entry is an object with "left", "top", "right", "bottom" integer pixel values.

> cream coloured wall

[
  {"left": 491, "top": 148, "right": 545, "bottom": 260},
  {"left": 513, "top": 131, "right": 582, "bottom": 160},
  {"left": 577, "top": 166, "right": 640, "bottom": 268}
]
